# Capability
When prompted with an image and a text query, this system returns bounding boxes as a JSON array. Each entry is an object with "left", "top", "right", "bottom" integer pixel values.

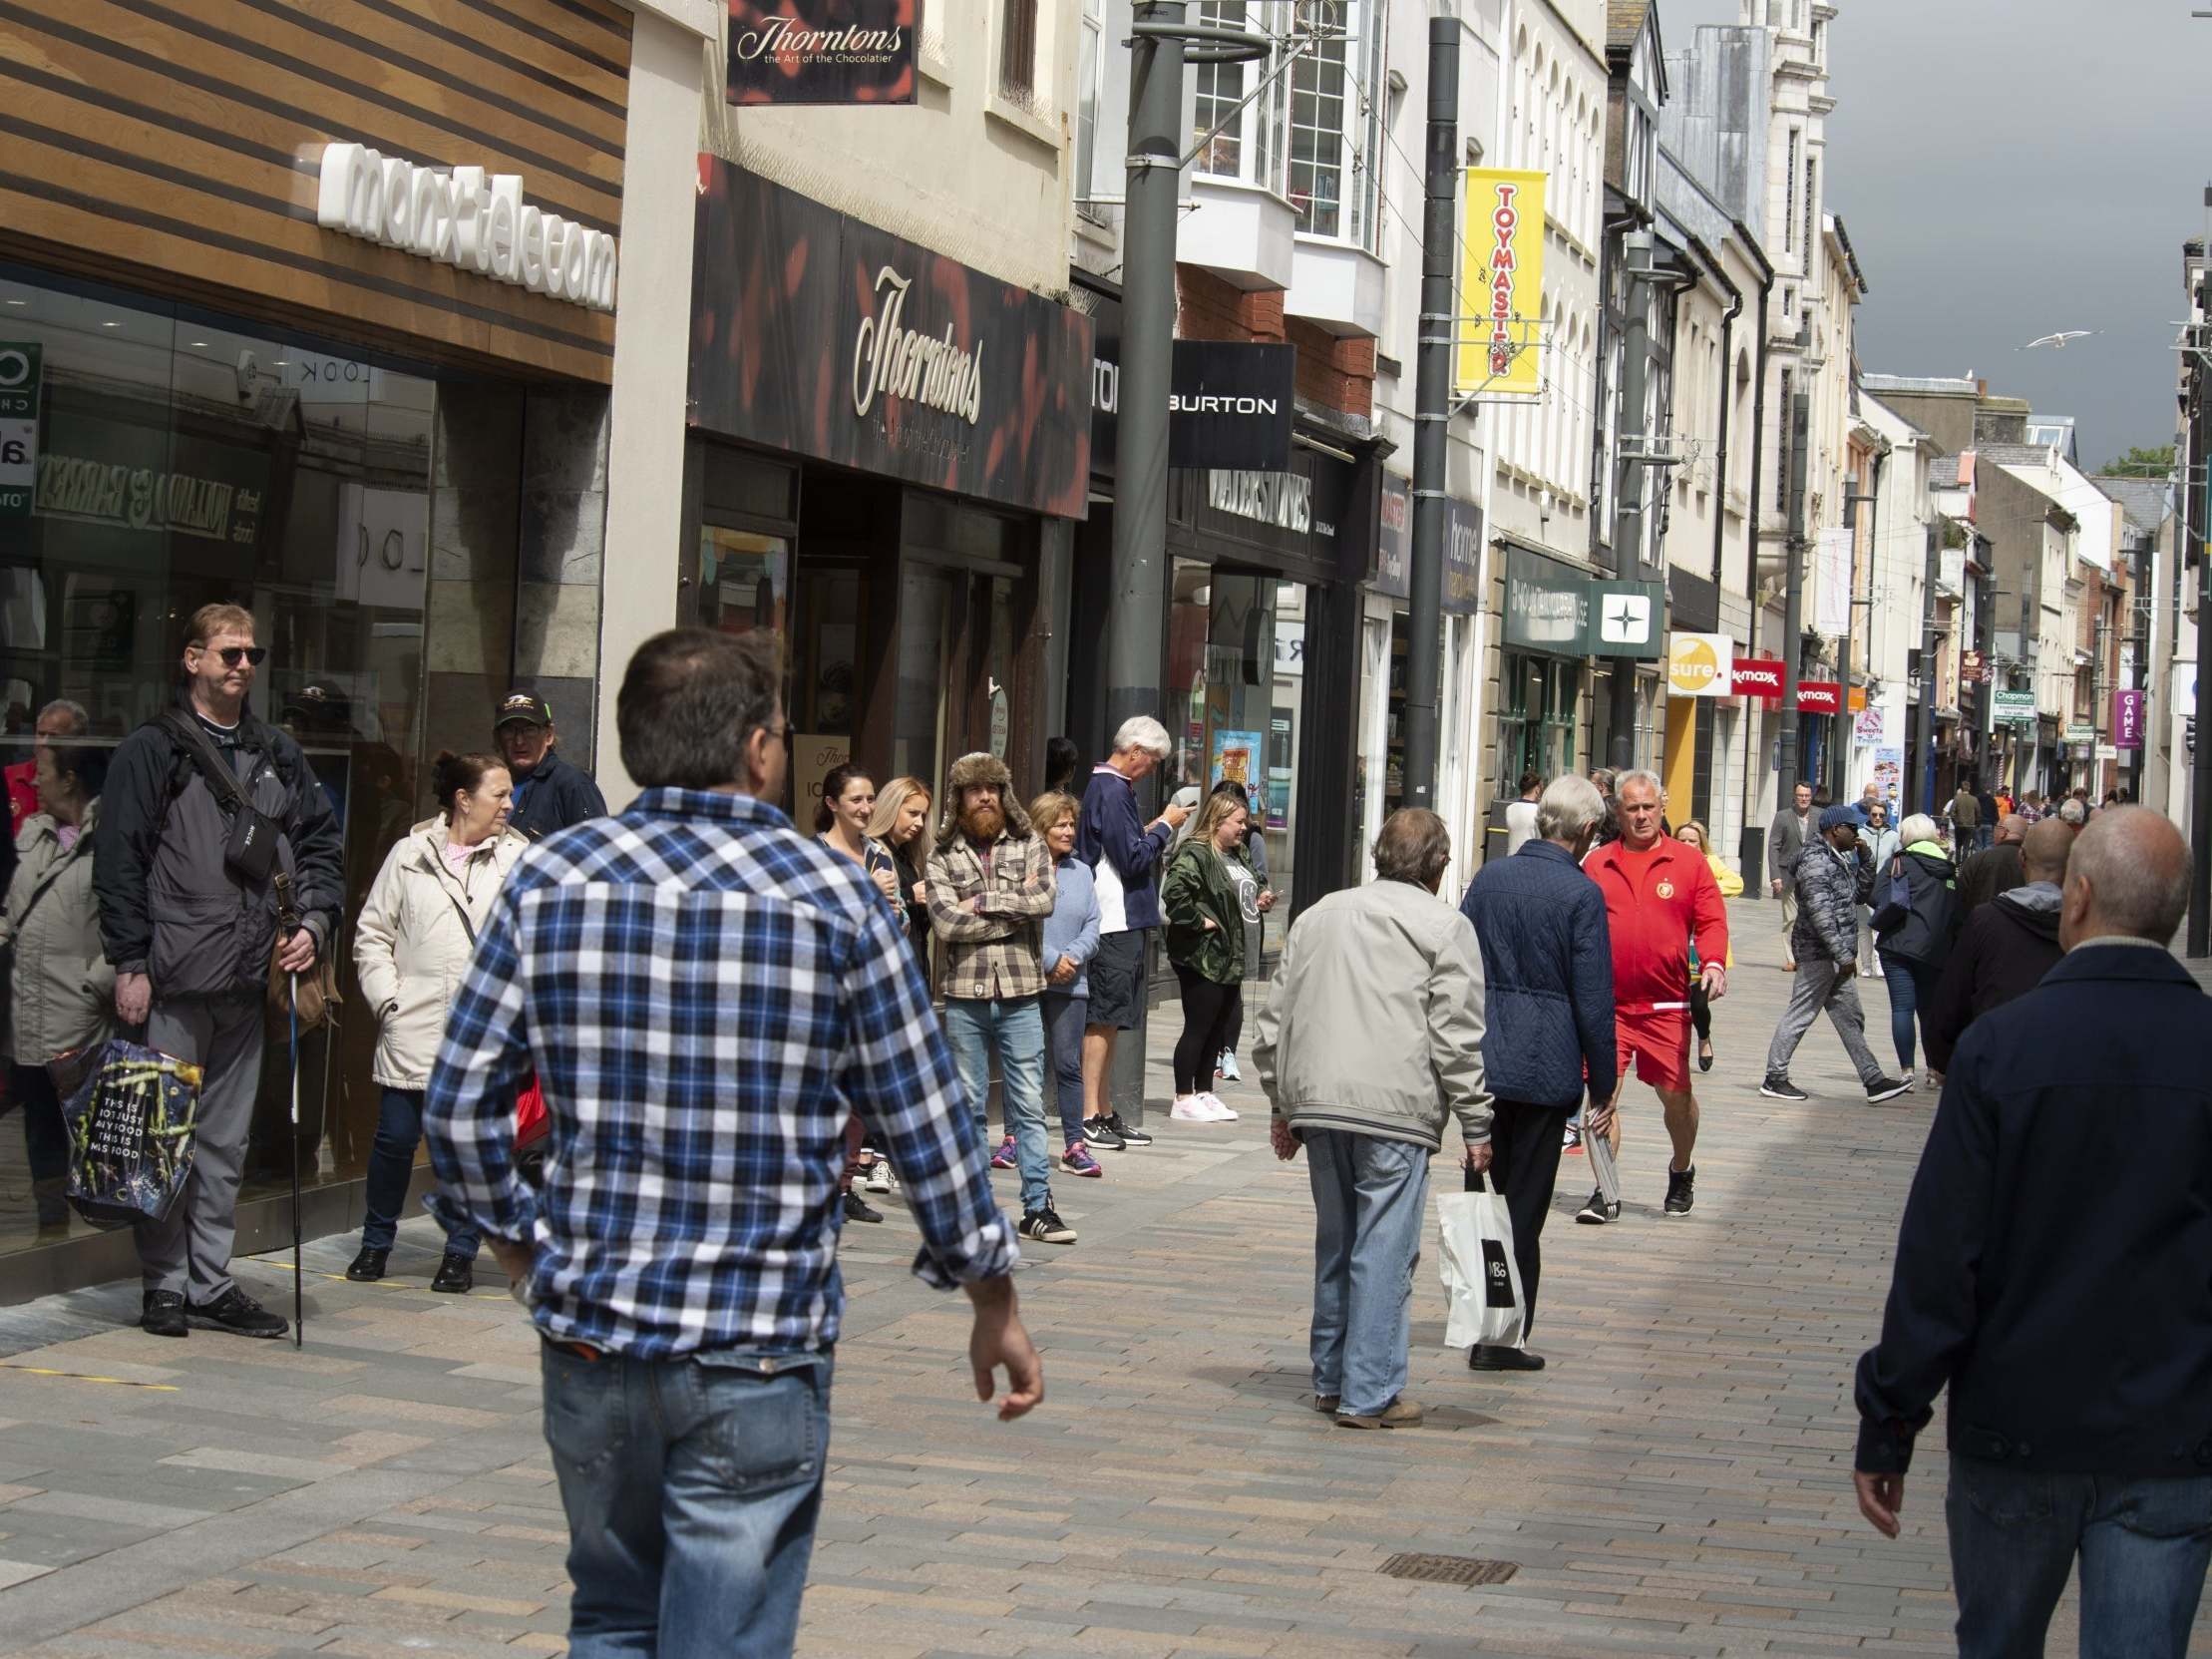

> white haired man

[{"left": 1073, "top": 716, "right": 1191, "bottom": 1150}]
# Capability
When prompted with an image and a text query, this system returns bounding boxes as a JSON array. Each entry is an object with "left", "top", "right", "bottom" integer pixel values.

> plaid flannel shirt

[
  {"left": 924, "top": 829, "right": 1056, "bottom": 1001},
  {"left": 421, "top": 787, "right": 1017, "bottom": 1360}
]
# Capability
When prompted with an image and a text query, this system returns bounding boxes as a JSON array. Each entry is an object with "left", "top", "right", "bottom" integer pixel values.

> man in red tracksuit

[{"left": 1580, "top": 769, "right": 1728, "bottom": 1222}]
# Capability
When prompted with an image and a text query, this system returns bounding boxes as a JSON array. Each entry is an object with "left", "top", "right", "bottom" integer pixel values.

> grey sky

[{"left": 1659, "top": 0, "right": 2198, "bottom": 469}]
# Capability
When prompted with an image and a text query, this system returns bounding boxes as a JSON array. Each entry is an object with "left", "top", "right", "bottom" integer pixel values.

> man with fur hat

[{"left": 925, "top": 753, "right": 1074, "bottom": 1245}]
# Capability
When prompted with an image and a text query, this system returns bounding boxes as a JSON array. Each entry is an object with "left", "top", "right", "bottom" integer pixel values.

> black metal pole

[
  {"left": 1401, "top": 15, "right": 1457, "bottom": 810},
  {"left": 2192, "top": 374, "right": 2211, "bottom": 956},
  {"left": 1611, "top": 233, "right": 1651, "bottom": 771},
  {"left": 1778, "top": 391, "right": 1809, "bottom": 794},
  {"left": 1912, "top": 523, "right": 1939, "bottom": 816}
]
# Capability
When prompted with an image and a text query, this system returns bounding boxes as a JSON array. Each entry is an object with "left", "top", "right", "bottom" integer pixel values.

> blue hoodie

[{"left": 1041, "top": 854, "right": 1102, "bottom": 998}]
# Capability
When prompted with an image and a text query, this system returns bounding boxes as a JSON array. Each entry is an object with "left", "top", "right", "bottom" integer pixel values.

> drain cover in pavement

[{"left": 1378, "top": 1552, "right": 1519, "bottom": 1586}]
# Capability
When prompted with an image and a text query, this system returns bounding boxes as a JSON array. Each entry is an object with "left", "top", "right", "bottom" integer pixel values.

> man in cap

[{"left": 496, "top": 689, "right": 605, "bottom": 841}]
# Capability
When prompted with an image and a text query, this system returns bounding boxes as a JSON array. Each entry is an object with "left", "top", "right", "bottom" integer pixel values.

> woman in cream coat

[{"left": 348, "top": 751, "right": 524, "bottom": 1293}]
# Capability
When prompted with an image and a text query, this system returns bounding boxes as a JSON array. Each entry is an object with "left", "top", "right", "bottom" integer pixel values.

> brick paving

[{"left": 0, "top": 895, "right": 2194, "bottom": 1656}]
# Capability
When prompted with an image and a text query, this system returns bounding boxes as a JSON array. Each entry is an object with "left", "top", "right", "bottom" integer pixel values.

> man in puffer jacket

[
  {"left": 1760, "top": 805, "right": 1909, "bottom": 1104},
  {"left": 1923, "top": 817, "right": 2072, "bottom": 1073}
]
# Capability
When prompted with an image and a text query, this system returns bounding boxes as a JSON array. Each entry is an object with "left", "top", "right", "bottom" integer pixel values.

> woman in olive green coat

[{"left": 1162, "top": 789, "right": 1274, "bottom": 1122}]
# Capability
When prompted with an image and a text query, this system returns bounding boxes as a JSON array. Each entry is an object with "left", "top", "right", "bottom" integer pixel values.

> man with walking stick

[{"left": 95, "top": 604, "right": 342, "bottom": 1340}]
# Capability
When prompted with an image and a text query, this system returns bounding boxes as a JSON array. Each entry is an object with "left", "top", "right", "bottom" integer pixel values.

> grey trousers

[
  {"left": 137, "top": 995, "right": 265, "bottom": 1302},
  {"left": 1764, "top": 959, "right": 1885, "bottom": 1088}
]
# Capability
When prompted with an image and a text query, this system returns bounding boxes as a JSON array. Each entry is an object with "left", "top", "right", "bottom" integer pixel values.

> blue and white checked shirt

[{"left": 421, "top": 787, "right": 1018, "bottom": 1360}]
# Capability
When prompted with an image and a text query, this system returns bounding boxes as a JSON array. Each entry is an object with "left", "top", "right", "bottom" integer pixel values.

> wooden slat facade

[{"left": 0, "top": 0, "right": 630, "bottom": 382}]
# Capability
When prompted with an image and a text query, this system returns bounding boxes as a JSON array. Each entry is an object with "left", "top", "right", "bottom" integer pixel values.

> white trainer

[
  {"left": 1169, "top": 1094, "right": 1215, "bottom": 1121},
  {"left": 1199, "top": 1091, "right": 1239, "bottom": 1120}
]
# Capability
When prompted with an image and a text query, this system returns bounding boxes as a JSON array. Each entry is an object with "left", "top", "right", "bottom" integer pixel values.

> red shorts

[{"left": 1616, "top": 1008, "right": 1692, "bottom": 1094}]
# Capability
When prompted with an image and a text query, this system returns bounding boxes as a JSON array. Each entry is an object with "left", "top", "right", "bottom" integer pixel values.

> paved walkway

[{"left": 0, "top": 896, "right": 2191, "bottom": 1656}]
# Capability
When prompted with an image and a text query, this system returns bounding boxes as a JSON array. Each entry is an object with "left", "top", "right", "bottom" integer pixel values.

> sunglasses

[{"left": 200, "top": 645, "right": 267, "bottom": 667}]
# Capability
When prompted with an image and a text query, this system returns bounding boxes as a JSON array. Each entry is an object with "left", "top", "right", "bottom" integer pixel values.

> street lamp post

[{"left": 1841, "top": 479, "right": 1880, "bottom": 803}]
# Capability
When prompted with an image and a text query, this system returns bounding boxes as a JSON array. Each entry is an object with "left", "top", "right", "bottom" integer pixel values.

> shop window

[
  {"left": 0, "top": 266, "right": 440, "bottom": 1258},
  {"left": 999, "top": 0, "right": 1039, "bottom": 102}
]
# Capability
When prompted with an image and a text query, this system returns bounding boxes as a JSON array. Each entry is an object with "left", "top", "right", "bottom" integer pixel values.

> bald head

[
  {"left": 2059, "top": 807, "right": 2190, "bottom": 951},
  {"left": 2020, "top": 818, "right": 2074, "bottom": 885},
  {"left": 1995, "top": 815, "right": 2027, "bottom": 846}
]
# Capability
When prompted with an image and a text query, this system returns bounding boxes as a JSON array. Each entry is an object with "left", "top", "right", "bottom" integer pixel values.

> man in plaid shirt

[
  {"left": 423, "top": 630, "right": 1041, "bottom": 1659},
  {"left": 925, "top": 751, "right": 1072, "bottom": 1247}
]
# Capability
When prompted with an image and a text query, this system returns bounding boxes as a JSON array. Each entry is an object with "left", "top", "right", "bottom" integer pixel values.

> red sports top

[{"left": 1584, "top": 833, "right": 1729, "bottom": 1012}]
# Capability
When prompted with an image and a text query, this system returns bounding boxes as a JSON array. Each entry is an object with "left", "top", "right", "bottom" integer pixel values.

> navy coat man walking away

[
  {"left": 1854, "top": 807, "right": 2212, "bottom": 1659},
  {"left": 1458, "top": 774, "right": 1617, "bottom": 1373}
]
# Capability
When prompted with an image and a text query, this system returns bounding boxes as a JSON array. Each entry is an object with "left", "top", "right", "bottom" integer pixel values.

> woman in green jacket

[{"left": 1162, "top": 789, "right": 1274, "bottom": 1123}]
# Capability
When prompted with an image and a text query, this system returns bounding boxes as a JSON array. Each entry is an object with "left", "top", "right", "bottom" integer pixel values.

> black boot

[
  {"left": 430, "top": 1252, "right": 474, "bottom": 1294},
  {"left": 141, "top": 1289, "right": 186, "bottom": 1338},
  {"left": 345, "top": 1246, "right": 389, "bottom": 1282}
]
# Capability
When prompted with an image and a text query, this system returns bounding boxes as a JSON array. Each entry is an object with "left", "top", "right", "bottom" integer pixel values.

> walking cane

[{"left": 288, "top": 970, "right": 303, "bottom": 1349}]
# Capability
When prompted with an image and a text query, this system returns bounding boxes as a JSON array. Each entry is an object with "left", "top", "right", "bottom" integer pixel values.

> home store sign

[{"left": 315, "top": 144, "right": 617, "bottom": 312}]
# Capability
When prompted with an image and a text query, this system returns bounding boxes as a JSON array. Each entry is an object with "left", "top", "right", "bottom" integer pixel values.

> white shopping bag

[{"left": 1437, "top": 1171, "right": 1525, "bottom": 1351}]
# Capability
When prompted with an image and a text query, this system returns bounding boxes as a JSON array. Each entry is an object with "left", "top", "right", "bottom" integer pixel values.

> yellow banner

[{"left": 1458, "top": 169, "right": 1546, "bottom": 398}]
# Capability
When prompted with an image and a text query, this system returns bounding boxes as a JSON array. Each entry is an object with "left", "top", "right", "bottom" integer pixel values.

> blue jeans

[
  {"left": 1304, "top": 1129, "right": 1431, "bottom": 1417},
  {"left": 1040, "top": 992, "right": 1088, "bottom": 1148},
  {"left": 941, "top": 996, "right": 1051, "bottom": 1215},
  {"left": 1876, "top": 952, "right": 1944, "bottom": 1073},
  {"left": 362, "top": 1087, "right": 480, "bottom": 1258},
  {"left": 543, "top": 1343, "right": 832, "bottom": 1658},
  {"left": 1947, "top": 1454, "right": 2212, "bottom": 1659}
]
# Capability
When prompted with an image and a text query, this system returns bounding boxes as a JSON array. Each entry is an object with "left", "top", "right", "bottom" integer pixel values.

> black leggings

[{"left": 1172, "top": 964, "right": 1242, "bottom": 1094}]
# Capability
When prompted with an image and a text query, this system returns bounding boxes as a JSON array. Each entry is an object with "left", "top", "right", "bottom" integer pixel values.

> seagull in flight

[{"left": 2018, "top": 330, "right": 2101, "bottom": 350}]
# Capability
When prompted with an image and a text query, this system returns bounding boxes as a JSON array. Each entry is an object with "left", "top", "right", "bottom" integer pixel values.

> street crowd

[{"left": 0, "top": 609, "right": 2207, "bottom": 1659}]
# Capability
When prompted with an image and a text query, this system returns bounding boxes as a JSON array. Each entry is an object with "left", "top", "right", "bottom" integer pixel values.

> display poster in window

[
  {"left": 1458, "top": 170, "right": 1547, "bottom": 399},
  {"left": 1267, "top": 713, "right": 1293, "bottom": 829},
  {"left": 1211, "top": 729, "right": 1264, "bottom": 796},
  {"left": 0, "top": 342, "right": 40, "bottom": 518},
  {"left": 725, "top": 0, "right": 917, "bottom": 106},
  {"left": 1872, "top": 749, "right": 1902, "bottom": 806},
  {"left": 794, "top": 734, "right": 852, "bottom": 818}
]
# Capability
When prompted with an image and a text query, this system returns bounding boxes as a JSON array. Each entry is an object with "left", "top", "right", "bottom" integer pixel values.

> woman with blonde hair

[
  {"left": 867, "top": 775, "right": 934, "bottom": 950},
  {"left": 1160, "top": 787, "right": 1275, "bottom": 1122},
  {"left": 1672, "top": 820, "right": 1738, "bottom": 1072}
]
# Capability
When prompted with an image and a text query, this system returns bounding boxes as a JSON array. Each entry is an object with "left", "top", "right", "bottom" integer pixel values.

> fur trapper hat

[{"left": 938, "top": 751, "right": 1030, "bottom": 847}]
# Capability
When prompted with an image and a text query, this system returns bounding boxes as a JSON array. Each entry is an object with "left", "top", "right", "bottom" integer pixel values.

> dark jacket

[
  {"left": 1855, "top": 945, "right": 2212, "bottom": 1476},
  {"left": 1076, "top": 764, "right": 1174, "bottom": 933},
  {"left": 1161, "top": 838, "right": 1255, "bottom": 985},
  {"left": 1766, "top": 807, "right": 1811, "bottom": 889},
  {"left": 95, "top": 704, "right": 343, "bottom": 997},
  {"left": 508, "top": 750, "right": 605, "bottom": 842},
  {"left": 1957, "top": 840, "right": 2025, "bottom": 915},
  {"left": 1458, "top": 841, "right": 1618, "bottom": 1110},
  {"left": 1791, "top": 839, "right": 1866, "bottom": 964},
  {"left": 893, "top": 838, "right": 931, "bottom": 949},
  {"left": 1873, "top": 843, "right": 1959, "bottom": 969},
  {"left": 1921, "top": 883, "right": 2063, "bottom": 1072}
]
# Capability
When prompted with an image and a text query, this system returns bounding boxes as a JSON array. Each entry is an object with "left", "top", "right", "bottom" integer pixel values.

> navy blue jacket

[
  {"left": 1457, "top": 841, "right": 1618, "bottom": 1110},
  {"left": 1855, "top": 944, "right": 2212, "bottom": 1476},
  {"left": 509, "top": 750, "right": 606, "bottom": 842},
  {"left": 1076, "top": 764, "right": 1175, "bottom": 932}
]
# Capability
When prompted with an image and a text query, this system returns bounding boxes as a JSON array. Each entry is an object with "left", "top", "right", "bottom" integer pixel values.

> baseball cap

[
  {"left": 1819, "top": 804, "right": 1860, "bottom": 833},
  {"left": 495, "top": 690, "right": 553, "bottom": 730}
]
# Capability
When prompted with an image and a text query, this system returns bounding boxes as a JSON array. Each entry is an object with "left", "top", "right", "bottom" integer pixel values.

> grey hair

[
  {"left": 1372, "top": 807, "right": 1452, "bottom": 887},
  {"left": 1110, "top": 715, "right": 1172, "bottom": 760},
  {"left": 1536, "top": 774, "right": 1606, "bottom": 843},
  {"left": 2057, "top": 798, "right": 2087, "bottom": 827},
  {"left": 616, "top": 627, "right": 782, "bottom": 790},
  {"left": 36, "top": 698, "right": 88, "bottom": 734},
  {"left": 2069, "top": 806, "right": 2190, "bottom": 943},
  {"left": 1615, "top": 767, "right": 1662, "bottom": 800},
  {"left": 1897, "top": 813, "right": 1940, "bottom": 847}
]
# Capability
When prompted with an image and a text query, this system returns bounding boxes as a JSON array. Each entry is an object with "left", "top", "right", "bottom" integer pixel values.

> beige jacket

[
  {"left": 1, "top": 804, "right": 115, "bottom": 1065},
  {"left": 354, "top": 816, "right": 526, "bottom": 1089},
  {"left": 1253, "top": 876, "right": 1493, "bottom": 1151}
]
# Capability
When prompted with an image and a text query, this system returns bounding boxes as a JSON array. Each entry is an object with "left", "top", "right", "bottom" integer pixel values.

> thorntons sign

[
  {"left": 726, "top": 0, "right": 917, "bottom": 105},
  {"left": 315, "top": 144, "right": 616, "bottom": 311},
  {"left": 852, "top": 267, "right": 984, "bottom": 424}
]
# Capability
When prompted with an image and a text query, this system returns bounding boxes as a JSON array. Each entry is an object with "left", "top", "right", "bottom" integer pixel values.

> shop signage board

[
  {"left": 692, "top": 162, "right": 1091, "bottom": 519},
  {"left": 2112, "top": 686, "right": 2146, "bottom": 749},
  {"left": 1457, "top": 170, "right": 1546, "bottom": 398},
  {"left": 1993, "top": 688, "right": 2037, "bottom": 726},
  {"left": 0, "top": 342, "right": 38, "bottom": 518},
  {"left": 2065, "top": 722, "right": 2095, "bottom": 744},
  {"left": 1589, "top": 581, "right": 1664, "bottom": 658},
  {"left": 726, "top": 0, "right": 917, "bottom": 105},
  {"left": 1503, "top": 547, "right": 1590, "bottom": 652},
  {"left": 1731, "top": 656, "right": 1785, "bottom": 699},
  {"left": 1665, "top": 631, "right": 1732, "bottom": 697},
  {"left": 1795, "top": 681, "right": 1843, "bottom": 715},
  {"left": 1373, "top": 475, "right": 1410, "bottom": 599},
  {"left": 1168, "top": 343, "right": 1294, "bottom": 469}
]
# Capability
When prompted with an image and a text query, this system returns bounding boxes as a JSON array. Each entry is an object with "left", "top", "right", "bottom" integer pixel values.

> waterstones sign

[
  {"left": 315, "top": 144, "right": 617, "bottom": 311},
  {"left": 727, "top": 0, "right": 917, "bottom": 105},
  {"left": 852, "top": 267, "right": 984, "bottom": 424}
]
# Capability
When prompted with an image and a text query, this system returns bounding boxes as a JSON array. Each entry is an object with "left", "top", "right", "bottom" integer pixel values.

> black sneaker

[
  {"left": 1081, "top": 1116, "right": 1126, "bottom": 1150},
  {"left": 141, "top": 1289, "right": 186, "bottom": 1339},
  {"left": 1468, "top": 1345, "right": 1546, "bottom": 1372},
  {"left": 842, "top": 1190, "right": 884, "bottom": 1224},
  {"left": 1865, "top": 1076, "right": 1913, "bottom": 1104},
  {"left": 1663, "top": 1165, "right": 1696, "bottom": 1216},
  {"left": 1018, "top": 1207, "right": 1077, "bottom": 1244},
  {"left": 1103, "top": 1111, "right": 1152, "bottom": 1148},
  {"left": 1759, "top": 1076, "right": 1810, "bottom": 1101},
  {"left": 1574, "top": 1189, "right": 1619, "bottom": 1225},
  {"left": 186, "top": 1287, "right": 288, "bottom": 1340},
  {"left": 345, "top": 1246, "right": 389, "bottom": 1283},
  {"left": 430, "top": 1252, "right": 474, "bottom": 1294}
]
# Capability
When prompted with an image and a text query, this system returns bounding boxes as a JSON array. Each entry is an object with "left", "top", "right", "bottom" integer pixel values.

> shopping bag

[
  {"left": 59, "top": 1038, "right": 201, "bottom": 1226},
  {"left": 1437, "top": 1170, "right": 1525, "bottom": 1351}
]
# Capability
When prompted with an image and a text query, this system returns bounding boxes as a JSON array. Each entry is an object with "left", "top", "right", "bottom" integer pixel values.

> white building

[{"left": 1848, "top": 393, "right": 1936, "bottom": 810}]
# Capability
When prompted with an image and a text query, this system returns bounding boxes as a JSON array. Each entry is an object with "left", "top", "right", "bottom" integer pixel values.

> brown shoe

[
  {"left": 1333, "top": 1396, "right": 1423, "bottom": 1430},
  {"left": 1312, "top": 1394, "right": 1340, "bottom": 1415}
]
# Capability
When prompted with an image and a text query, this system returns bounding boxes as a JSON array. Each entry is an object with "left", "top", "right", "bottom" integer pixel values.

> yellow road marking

[{"left": 0, "top": 1364, "right": 179, "bottom": 1391}]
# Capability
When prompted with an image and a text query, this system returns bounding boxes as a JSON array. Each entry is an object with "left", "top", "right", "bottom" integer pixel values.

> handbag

[
  {"left": 61, "top": 1037, "right": 201, "bottom": 1225},
  {"left": 1437, "top": 1166, "right": 1526, "bottom": 1351},
  {"left": 268, "top": 870, "right": 341, "bottom": 1032},
  {"left": 1870, "top": 855, "right": 1910, "bottom": 936}
]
